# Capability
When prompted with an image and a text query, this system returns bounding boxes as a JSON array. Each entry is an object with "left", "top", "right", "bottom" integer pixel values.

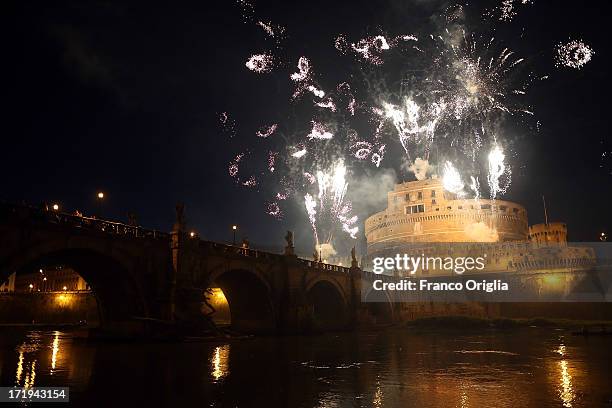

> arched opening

[
  {"left": 364, "top": 290, "right": 394, "bottom": 325},
  {"left": 207, "top": 269, "right": 275, "bottom": 333},
  {"left": 307, "top": 280, "right": 348, "bottom": 330},
  {"left": 0, "top": 248, "right": 145, "bottom": 327},
  {"left": 206, "top": 287, "right": 231, "bottom": 326}
]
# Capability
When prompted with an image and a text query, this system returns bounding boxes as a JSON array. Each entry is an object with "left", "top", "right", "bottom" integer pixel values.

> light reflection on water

[
  {"left": 51, "top": 331, "right": 60, "bottom": 372},
  {"left": 0, "top": 329, "right": 610, "bottom": 407},
  {"left": 210, "top": 344, "right": 230, "bottom": 382},
  {"left": 559, "top": 359, "right": 575, "bottom": 407}
]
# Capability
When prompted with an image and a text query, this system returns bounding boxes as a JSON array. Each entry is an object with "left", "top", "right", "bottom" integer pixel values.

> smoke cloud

[{"left": 464, "top": 221, "right": 499, "bottom": 242}]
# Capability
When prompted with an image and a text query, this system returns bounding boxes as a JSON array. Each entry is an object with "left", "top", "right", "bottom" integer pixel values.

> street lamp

[
  {"left": 96, "top": 192, "right": 105, "bottom": 218},
  {"left": 601, "top": 232, "right": 608, "bottom": 242},
  {"left": 52, "top": 203, "right": 59, "bottom": 211},
  {"left": 232, "top": 225, "right": 237, "bottom": 245}
]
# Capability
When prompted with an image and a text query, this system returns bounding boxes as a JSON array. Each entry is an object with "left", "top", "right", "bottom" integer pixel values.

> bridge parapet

[
  {"left": 297, "top": 259, "right": 352, "bottom": 274},
  {"left": 0, "top": 201, "right": 169, "bottom": 240}
]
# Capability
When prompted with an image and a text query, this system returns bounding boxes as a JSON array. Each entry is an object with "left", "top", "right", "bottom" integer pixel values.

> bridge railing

[
  {"left": 298, "top": 259, "right": 352, "bottom": 274},
  {"left": 200, "top": 241, "right": 285, "bottom": 260},
  {"left": 1, "top": 201, "right": 356, "bottom": 273},
  {"left": 197, "top": 239, "right": 353, "bottom": 273},
  {"left": 0, "top": 201, "right": 169, "bottom": 240}
]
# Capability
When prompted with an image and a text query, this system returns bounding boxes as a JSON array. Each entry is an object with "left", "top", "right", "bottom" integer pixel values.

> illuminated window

[{"left": 406, "top": 204, "right": 424, "bottom": 214}]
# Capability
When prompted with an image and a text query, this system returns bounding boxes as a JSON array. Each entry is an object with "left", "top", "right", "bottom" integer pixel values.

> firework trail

[
  {"left": 487, "top": 144, "right": 510, "bottom": 199},
  {"left": 304, "top": 160, "right": 358, "bottom": 256}
]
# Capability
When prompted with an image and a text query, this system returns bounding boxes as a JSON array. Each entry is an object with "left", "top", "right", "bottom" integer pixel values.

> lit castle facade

[{"left": 364, "top": 177, "right": 594, "bottom": 276}]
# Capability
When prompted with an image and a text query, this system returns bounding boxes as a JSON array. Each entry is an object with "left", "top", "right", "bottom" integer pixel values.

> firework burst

[{"left": 221, "top": 0, "right": 595, "bottom": 254}]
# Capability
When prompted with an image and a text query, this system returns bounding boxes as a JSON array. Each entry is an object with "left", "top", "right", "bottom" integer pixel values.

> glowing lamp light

[
  {"left": 43, "top": 277, "right": 47, "bottom": 281},
  {"left": 189, "top": 231, "right": 196, "bottom": 238},
  {"left": 52, "top": 204, "right": 59, "bottom": 211},
  {"left": 97, "top": 192, "right": 104, "bottom": 199},
  {"left": 62, "top": 286, "right": 67, "bottom": 291},
  {"left": 232, "top": 225, "right": 237, "bottom": 230},
  {"left": 29, "top": 284, "right": 34, "bottom": 289}
]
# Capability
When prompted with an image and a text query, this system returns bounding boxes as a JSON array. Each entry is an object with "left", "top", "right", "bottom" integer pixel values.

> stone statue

[
  {"left": 285, "top": 230, "right": 294, "bottom": 248},
  {"left": 127, "top": 211, "right": 138, "bottom": 226},
  {"left": 351, "top": 246, "right": 358, "bottom": 268},
  {"left": 313, "top": 248, "right": 319, "bottom": 262},
  {"left": 284, "top": 230, "right": 295, "bottom": 256}
]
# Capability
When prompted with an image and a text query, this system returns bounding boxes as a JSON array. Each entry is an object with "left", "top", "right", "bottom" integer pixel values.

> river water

[{"left": 0, "top": 328, "right": 611, "bottom": 407}]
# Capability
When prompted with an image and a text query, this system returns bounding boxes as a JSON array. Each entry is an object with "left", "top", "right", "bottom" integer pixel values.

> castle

[{"left": 364, "top": 177, "right": 594, "bottom": 276}]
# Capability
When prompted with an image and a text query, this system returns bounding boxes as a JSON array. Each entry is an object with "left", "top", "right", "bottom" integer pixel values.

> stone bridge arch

[
  {"left": 0, "top": 239, "right": 149, "bottom": 326},
  {"left": 205, "top": 261, "right": 276, "bottom": 333},
  {"left": 305, "top": 276, "right": 350, "bottom": 330},
  {"left": 363, "top": 286, "right": 394, "bottom": 324}
]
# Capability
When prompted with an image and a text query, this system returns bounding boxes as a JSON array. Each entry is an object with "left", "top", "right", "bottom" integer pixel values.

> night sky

[{"left": 2, "top": 1, "right": 610, "bottom": 255}]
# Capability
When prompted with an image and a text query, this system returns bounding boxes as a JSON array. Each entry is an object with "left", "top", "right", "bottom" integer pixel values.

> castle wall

[{"left": 365, "top": 178, "right": 528, "bottom": 259}]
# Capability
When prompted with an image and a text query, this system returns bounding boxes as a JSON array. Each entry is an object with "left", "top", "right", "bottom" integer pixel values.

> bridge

[{"left": 0, "top": 202, "right": 396, "bottom": 335}]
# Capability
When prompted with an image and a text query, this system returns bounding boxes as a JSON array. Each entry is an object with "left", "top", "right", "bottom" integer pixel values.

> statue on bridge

[
  {"left": 284, "top": 230, "right": 295, "bottom": 256},
  {"left": 351, "top": 246, "right": 358, "bottom": 268}
]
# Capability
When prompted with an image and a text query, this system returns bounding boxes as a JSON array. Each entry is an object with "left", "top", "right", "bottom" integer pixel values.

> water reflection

[
  {"left": 210, "top": 344, "right": 230, "bottom": 382},
  {"left": 0, "top": 329, "right": 610, "bottom": 407},
  {"left": 14, "top": 334, "right": 42, "bottom": 389},
  {"left": 559, "top": 359, "right": 575, "bottom": 407},
  {"left": 10, "top": 331, "right": 66, "bottom": 388},
  {"left": 372, "top": 378, "right": 383, "bottom": 408},
  {"left": 51, "top": 331, "right": 60, "bottom": 372}
]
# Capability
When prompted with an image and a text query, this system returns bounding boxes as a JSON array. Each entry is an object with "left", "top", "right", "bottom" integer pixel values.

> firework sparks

[
  {"left": 555, "top": 39, "right": 595, "bottom": 69},
  {"left": 291, "top": 147, "right": 307, "bottom": 158},
  {"left": 315, "top": 99, "right": 337, "bottom": 111},
  {"left": 305, "top": 160, "right": 358, "bottom": 245},
  {"left": 304, "top": 193, "right": 318, "bottom": 245},
  {"left": 267, "top": 201, "right": 282, "bottom": 218},
  {"left": 268, "top": 151, "right": 278, "bottom": 172},
  {"left": 307, "top": 121, "right": 333, "bottom": 140},
  {"left": 256, "top": 124, "right": 278, "bottom": 138},
  {"left": 236, "top": 0, "right": 255, "bottom": 22},
  {"left": 496, "top": 0, "right": 532, "bottom": 22},
  {"left": 219, "top": 112, "right": 236, "bottom": 137},
  {"left": 246, "top": 54, "right": 273, "bottom": 73},
  {"left": 470, "top": 176, "right": 481, "bottom": 202},
  {"left": 442, "top": 161, "right": 465, "bottom": 196},
  {"left": 223, "top": 0, "right": 593, "bottom": 255},
  {"left": 256, "top": 21, "right": 285, "bottom": 39},
  {"left": 487, "top": 144, "right": 510, "bottom": 199}
]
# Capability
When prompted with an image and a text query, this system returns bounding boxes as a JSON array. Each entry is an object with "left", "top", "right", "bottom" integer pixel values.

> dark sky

[{"left": 2, "top": 1, "right": 610, "bottom": 255}]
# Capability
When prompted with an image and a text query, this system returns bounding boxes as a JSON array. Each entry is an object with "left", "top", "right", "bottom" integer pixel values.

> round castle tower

[
  {"left": 529, "top": 222, "right": 567, "bottom": 247},
  {"left": 365, "top": 177, "right": 529, "bottom": 257}
]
